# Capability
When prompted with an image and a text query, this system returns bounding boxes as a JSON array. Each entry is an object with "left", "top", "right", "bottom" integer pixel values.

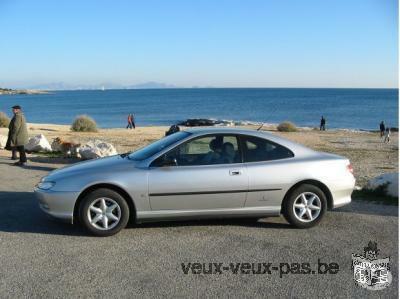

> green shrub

[
  {"left": 0, "top": 111, "right": 10, "bottom": 127},
  {"left": 353, "top": 184, "right": 398, "bottom": 206},
  {"left": 277, "top": 121, "right": 297, "bottom": 132},
  {"left": 71, "top": 115, "right": 98, "bottom": 132}
]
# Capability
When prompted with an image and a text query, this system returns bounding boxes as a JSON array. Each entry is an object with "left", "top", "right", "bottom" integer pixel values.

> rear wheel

[
  {"left": 283, "top": 184, "right": 327, "bottom": 228},
  {"left": 79, "top": 188, "right": 129, "bottom": 236}
]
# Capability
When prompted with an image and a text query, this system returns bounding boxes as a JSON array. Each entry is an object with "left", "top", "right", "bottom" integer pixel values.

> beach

[{"left": 0, "top": 123, "right": 397, "bottom": 187}]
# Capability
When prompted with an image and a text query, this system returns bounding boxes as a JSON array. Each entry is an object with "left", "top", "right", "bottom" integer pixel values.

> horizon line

[{"left": 9, "top": 86, "right": 399, "bottom": 91}]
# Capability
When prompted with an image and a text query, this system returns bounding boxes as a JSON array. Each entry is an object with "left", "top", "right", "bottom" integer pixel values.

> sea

[{"left": 0, "top": 88, "right": 398, "bottom": 130}]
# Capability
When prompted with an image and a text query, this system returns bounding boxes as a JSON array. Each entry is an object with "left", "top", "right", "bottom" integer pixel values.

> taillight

[{"left": 347, "top": 164, "right": 354, "bottom": 175}]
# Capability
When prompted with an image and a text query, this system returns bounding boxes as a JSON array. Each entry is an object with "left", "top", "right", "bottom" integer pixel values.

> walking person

[
  {"left": 384, "top": 127, "right": 391, "bottom": 143},
  {"left": 320, "top": 116, "right": 326, "bottom": 131},
  {"left": 130, "top": 113, "right": 136, "bottom": 129},
  {"left": 5, "top": 105, "right": 28, "bottom": 166},
  {"left": 379, "top": 121, "right": 385, "bottom": 137},
  {"left": 126, "top": 114, "right": 133, "bottom": 129}
]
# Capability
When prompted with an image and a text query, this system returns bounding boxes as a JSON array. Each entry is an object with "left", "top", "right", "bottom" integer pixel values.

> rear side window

[{"left": 241, "top": 135, "right": 294, "bottom": 162}]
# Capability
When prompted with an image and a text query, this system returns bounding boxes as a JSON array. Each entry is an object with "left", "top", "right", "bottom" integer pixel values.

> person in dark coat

[
  {"left": 379, "top": 121, "right": 385, "bottom": 137},
  {"left": 5, "top": 105, "right": 29, "bottom": 166},
  {"left": 320, "top": 116, "right": 326, "bottom": 131}
]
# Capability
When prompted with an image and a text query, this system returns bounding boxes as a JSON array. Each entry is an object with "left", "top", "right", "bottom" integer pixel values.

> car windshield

[{"left": 128, "top": 131, "right": 191, "bottom": 161}]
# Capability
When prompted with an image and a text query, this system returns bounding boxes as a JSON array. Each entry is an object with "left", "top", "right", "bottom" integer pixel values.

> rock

[
  {"left": 79, "top": 140, "right": 118, "bottom": 159},
  {"left": 177, "top": 119, "right": 236, "bottom": 127},
  {"left": 25, "top": 134, "right": 52, "bottom": 152},
  {"left": 177, "top": 119, "right": 220, "bottom": 127},
  {"left": 0, "top": 135, "right": 7, "bottom": 149},
  {"left": 165, "top": 125, "right": 180, "bottom": 136},
  {"left": 366, "top": 173, "right": 398, "bottom": 197}
]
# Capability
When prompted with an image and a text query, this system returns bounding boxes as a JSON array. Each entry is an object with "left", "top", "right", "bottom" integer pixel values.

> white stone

[
  {"left": 79, "top": 140, "right": 118, "bottom": 159},
  {"left": 25, "top": 134, "right": 52, "bottom": 152},
  {"left": 366, "top": 173, "right": 398, "bottom": 197},
  {"left": 0, "top": 135, "right": 7, "bottom": 149}
]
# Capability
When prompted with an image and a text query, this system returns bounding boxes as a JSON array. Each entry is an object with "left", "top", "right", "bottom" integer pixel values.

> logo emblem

[{"left": 352, "top": 241, "right": 392, "bottom": 290}]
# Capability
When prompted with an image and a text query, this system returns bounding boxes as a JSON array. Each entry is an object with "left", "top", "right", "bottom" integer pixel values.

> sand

[{"left": 0, "top": 123, "right": 398, "bottom": 187}]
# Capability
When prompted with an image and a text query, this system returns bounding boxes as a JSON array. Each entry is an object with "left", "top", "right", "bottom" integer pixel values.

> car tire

[
  {"left": 283, "top": 184, "right": 327, "bottom": 228},
  {"left": 79, "top": 188, "right": 130, "bottom": 237}
]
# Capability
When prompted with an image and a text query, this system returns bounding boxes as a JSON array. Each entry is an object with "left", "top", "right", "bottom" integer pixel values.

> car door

[
  {"left": 148, "top": 134, "right": 248, "bottom": 210},
  {"left": 239, "top": 134, "right": 295, "bottom": 209}
]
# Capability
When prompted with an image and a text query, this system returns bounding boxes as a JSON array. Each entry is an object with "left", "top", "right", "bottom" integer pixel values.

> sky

[{"left": 0, "top": 0, "right": 398, "bottom": 88}]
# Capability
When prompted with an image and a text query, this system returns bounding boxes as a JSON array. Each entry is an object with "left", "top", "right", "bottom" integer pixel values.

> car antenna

[{"left": 257, "top": 105, "right": 278, "bottom": 131}]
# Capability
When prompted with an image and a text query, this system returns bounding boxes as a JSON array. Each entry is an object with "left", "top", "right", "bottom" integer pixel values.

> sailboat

[{"left": 101, "top": 86, "right": 105, "bottom": 91}]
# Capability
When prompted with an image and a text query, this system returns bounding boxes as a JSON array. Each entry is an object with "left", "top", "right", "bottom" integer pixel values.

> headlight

[{"left": 37, "top": 181, "right": 56, "bottom": 190}]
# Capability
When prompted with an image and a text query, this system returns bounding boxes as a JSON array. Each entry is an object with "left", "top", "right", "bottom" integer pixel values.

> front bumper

[{"left": 34, "top": 188, "right": 79, "bottom": 223}]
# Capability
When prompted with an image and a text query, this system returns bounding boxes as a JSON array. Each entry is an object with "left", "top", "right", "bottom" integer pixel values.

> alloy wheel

[
  {"left": 292, "top": 192, "right": 322, "bottom": 223},
  {"left": 87, "top": 197, "right": 121, "bottom": 230}
]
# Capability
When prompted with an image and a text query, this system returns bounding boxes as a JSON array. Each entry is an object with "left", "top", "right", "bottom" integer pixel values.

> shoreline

[
  {"left": 20, "top": 121, "right": 398, "bottom": 133},
  {"left": 0, "top": 88, "right": 49, "bottom": 95}
]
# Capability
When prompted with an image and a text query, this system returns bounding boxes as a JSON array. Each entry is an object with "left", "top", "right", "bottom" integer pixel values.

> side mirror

[{"left": 161, "top": 155, "right": 177, "bottom": 167}]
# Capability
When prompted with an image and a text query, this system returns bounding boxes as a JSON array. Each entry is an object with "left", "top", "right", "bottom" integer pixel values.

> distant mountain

[
  {"left": 127, "top": 81, "right": 177, "bottom": 89},
  {"left": 27, "top": 82, "right": 74, "bottom": 90},
  {"left": 24, "top": 81, "right": 178, "bottom": 91}
]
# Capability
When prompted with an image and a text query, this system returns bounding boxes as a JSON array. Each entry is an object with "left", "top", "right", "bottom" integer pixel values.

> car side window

[
  {"left": 152, "top": 134, "right": 241, "bottom": 166},
  {"left": 241, "top": 135, "right": 294, "bottom": 162}
]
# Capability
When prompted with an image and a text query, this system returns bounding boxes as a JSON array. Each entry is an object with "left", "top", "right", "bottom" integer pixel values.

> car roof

[{"left": 183, "top": 127, "right": 315, "bottom": 157}]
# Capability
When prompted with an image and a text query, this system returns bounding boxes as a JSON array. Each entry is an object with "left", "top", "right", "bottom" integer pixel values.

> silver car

[{"left": 34, "top": 128, "right": 355, "bottom": 236}]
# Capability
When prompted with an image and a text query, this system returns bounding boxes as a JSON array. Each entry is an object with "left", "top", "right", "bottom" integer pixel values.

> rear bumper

[
  {"left": 34, "top": 188, "right": 79, "bottom": 223},
  {"left": 332, "top": 195, "right": 352, "bottom": 209},
  {"left": 328, "top": 177, "right": 355, "bottom": 209}
]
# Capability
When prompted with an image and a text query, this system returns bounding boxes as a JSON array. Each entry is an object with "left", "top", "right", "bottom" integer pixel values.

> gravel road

[{"left": 0, "top": 156, "right": 397, "bottom": 298}]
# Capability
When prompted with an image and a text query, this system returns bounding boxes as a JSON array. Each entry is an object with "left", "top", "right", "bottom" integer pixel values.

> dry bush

[
  {"left": 71, "top": 115, "right": 98, "bottom": 132},
  {"left": 277, "top": 121, "right": 297, "bottom": 132},
  {"left": 0, "top": 112, "right": 10, "bottom": 127}
]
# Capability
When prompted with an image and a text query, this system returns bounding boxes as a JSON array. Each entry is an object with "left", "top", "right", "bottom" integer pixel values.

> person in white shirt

[{"left": 384, "top": 127, "right": 391, "bottom": 143}]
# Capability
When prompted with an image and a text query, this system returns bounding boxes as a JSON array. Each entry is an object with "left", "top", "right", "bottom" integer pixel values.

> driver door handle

[{"left": 229, "top": 170, "right": 242, "bottom": 176}]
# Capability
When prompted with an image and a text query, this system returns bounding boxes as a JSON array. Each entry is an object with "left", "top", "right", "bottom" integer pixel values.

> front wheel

[
  {"left": 79, "top": 188, "right": 130, "bottom": 236},
  {"left": 283, "top": 184, "right": 327, "bottom": 228}
]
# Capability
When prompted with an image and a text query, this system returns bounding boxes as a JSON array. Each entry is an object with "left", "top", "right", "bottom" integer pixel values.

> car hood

[{"left": 45, "top": 155, "right": 136, "bottom": 181}]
